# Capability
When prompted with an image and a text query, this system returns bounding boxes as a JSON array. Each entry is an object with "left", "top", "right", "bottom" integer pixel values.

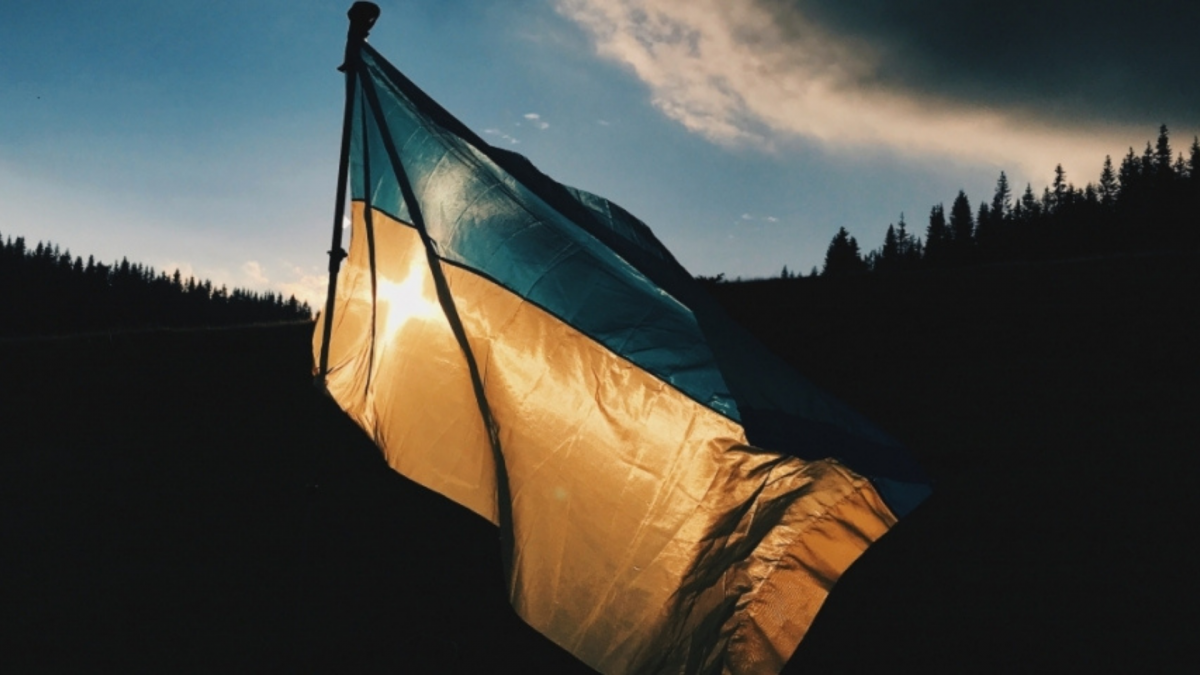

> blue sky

[{"left": 2, "top": 1, "right": 1195, "bottom": 307}]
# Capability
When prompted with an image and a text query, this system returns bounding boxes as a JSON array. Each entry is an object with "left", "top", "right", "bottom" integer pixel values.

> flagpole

[{"left": 316, "top": 1, "right": 381, "bottom": 388}]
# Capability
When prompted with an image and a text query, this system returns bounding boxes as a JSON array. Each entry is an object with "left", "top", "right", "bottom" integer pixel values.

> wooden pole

[{"left": 316, "top": 2, "right": 380, "bottom": 387}]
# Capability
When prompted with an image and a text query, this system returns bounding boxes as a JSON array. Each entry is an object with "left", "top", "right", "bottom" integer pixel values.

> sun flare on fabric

[{"left": 376, "top": 256, "right": 440, "bottom": 347}]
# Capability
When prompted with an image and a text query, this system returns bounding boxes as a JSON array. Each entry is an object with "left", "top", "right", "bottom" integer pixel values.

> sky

[{"left": 2, "top": 0, "right": 1196, "bottom": 308}]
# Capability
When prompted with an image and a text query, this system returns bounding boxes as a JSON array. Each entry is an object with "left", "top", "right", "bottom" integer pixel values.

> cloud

[
  {"left": 162, "top": 261, "right": 197, "bottom": 282},
  {"left": 159, "top": 258, "right": 324, "bottom": 311},
  {"left": 557, "top": 0, "right": 1197, "bottom": 179},
  {"left": 763, "top": 1, "right": 1200, "bottom": 127},
  {"left": 241, "top": 260, "right": 269, "bottom": 288},
  {"left": 277, "top": 265, "right": 328, "bottom": 312},
  {"left": 524, "top": 112, "right": 550, "bottom": 129},
  {"left": 483, "top": 127, "right": 521, "bottom": 144}
]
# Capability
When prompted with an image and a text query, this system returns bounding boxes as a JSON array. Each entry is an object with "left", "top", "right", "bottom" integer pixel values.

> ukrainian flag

[{"left": 314, "top": 37, "right": 929, "bottom": 675}]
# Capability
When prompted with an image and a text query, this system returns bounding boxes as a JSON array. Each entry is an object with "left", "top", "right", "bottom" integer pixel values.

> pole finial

[{"left": 347, "top": 2, "right": 381, "bottom": 42}]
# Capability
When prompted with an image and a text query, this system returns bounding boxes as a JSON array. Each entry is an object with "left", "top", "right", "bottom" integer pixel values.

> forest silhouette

[
  {"left": 735, "top": 125, "right": 1199, "bottom": 281},
  {"left": 0, "top": 235, "right": 311, "bottom": 337}
]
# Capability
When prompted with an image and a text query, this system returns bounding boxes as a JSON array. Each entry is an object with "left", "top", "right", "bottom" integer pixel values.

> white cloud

[
  {"left": 557, "top": 0, "right": 1143, "bottom": 180},
  {"left": 765, "top": 216, "right": 779, "bottom": 223},
  {"left": 277, "top": 265, "right": 328, "bottom": 312},
  {"left": 158, "top": 258, "right": 325, "bottom": 312},
  {"left": 484, "top": 127, "right": 521, "bottom": 144},
  {"left": 162, "top": 261, "right": 197, "bottom": 282},
  {"left": 740, "top": 213, "right": 753, "bottom": 220},
  {"left": 241, "top": 260, "right": 270, "bottom": 288},
  {"left": 524, "top": 112, "right": 550, "bottom": 130}
]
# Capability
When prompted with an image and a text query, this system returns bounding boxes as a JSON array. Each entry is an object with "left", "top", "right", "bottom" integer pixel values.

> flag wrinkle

[
  {"left": 575, "top": 457, "right": 681, "bottom": 637},
  {"left": 449, "top": 179, "right": 505, "bottom": 238},
  {"left": 682, "top": 458, "right": 861, "bottom": 669},
  {"left": 725, "top": 471, "right": 895, "bottom": 673},
  {"left": 518, "top": 244, "right": 587, "bottom": 303}
]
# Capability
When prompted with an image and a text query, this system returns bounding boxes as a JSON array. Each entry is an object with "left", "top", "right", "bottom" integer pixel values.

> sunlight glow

[{"left": 377, "top": 255, "right": 441, "bottom": 347}]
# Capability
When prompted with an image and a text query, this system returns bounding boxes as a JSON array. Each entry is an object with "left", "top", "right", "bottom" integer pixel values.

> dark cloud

[{"left": 759, "top": 1, "right": 1200, "bottom": 131}]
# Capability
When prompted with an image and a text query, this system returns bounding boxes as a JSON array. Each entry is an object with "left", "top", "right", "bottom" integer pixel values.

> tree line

[
  {"left": 0, "top": 234, "right": 312, "bottom": 336},
  {"left": 799, "top": 125, "right": 1200, "bottom": 278}
]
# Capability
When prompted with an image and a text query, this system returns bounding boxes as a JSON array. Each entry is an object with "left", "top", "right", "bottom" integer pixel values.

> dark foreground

[{"left": 3, "top": 253, "right": 1196, "bottom": 672}]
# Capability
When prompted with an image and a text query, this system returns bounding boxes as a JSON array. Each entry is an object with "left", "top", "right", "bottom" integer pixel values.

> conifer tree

[
  {"left": 1154, "top": 124, "right": 1173, "bottom": 179},
  {"left": 948, "top": 191, "right": 975, "bottom": 263},
  {"left": 1174, "top": 153, "right": 1188, "bottom": 179},
  {"left": 895, "top": 214, "right": 910, "bottom": 253},
  {"left": 822, "top": 227, "right": 867, "bottom": 277},
  {"left": 975, "top": 200, "right": 997, "bottom": 258},
  {"left": 1098, "top": 155, "right": 1118, "bottom": 207},
  {"left": 1118, "top": 148, "right": 1142, "bottom": 201},
  {"left": 895, "top": 214, "right": 922, "bottom": 266},
  {"left": 1017, "top": 184, "right": 1041, "bottom": 231},
  {"left": 868, "top": 223, "right": 902, "bottom": 273},
  {"left": 1051, "top": 165, "right": 1068, "bottom": 214},
  {"left": 1189, "top": 137, "right": 1200, "bottom": 183},
  {"left": 924, "top": 203, "right": 949, "bottom": 265},
  {"left": 1141, "top": 142, "right": 1156, "bottom": 178},
  {"left": 990, "top": 171, "right": 1012, "bottom": 222}
]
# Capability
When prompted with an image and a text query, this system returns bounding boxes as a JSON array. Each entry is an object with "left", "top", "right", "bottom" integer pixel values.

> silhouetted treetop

[
  {"left": 797, "top": 124, "right": 1200, "bottom": 282},
  {"left": 0, "top": 233, "right": 312, "bottom": 337},
  {"left": 822, "top": 227, "right": 868, "bottom": 277}
]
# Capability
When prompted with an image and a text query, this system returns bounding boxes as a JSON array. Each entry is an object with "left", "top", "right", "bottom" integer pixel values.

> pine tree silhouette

[
  {"left": 1154, "top": 125, "right": 1173, "bottom": 180},
  {"left": 1098, "top": 156, "right": 1118, "bottom": 208},
  {"left": 948, "top": 191, "right": 975, "bottom": 264},
  {"left": 0, "top": 235, "right": 313, "bottom": 337},
  {"left": 822, "top": 227, "right": 867, "bottom": 277},
  {"left": 924, "top": 204, "right": 949, "bottom": 267},
  {"left": 1050, "top": 165, "right": 1068, "bottom": 215}
]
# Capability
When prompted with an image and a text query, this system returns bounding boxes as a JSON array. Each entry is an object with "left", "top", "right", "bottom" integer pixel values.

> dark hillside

[
  {"left": 2, "top": 252, "right": 1196, "bottom": 672},
  {"left": 714, "top": 251, "right": 1199, "bottom": 672}
]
